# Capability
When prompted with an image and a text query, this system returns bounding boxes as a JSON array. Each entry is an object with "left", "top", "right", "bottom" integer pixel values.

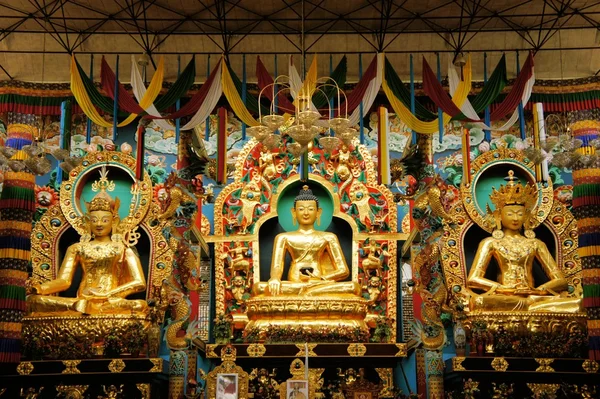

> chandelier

[{"left": 246, "top": 77, "right": 359, "bottom": 157}]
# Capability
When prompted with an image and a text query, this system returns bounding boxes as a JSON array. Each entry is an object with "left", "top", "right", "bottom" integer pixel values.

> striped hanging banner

[
  {"left": 0, "top": 123, "right": 35, "bottom": 363},
  {"left": 378, "top": 106, "right": 390, "bottom": 185},
  {"left": 571, "top": 120, "right": 600, "bottom": 361}
]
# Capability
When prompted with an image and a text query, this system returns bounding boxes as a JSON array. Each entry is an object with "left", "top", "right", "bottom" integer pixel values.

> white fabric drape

[
  {"left": 448, "top": 59, "right": 535, "bottom": 132},
  {"left": 130, "top": 56, "right": 223, "bottom": 131},
  {"left": 130, "top": 56, "right": 174, "bottom": 131},
  {"left": 347, "top": 53, "right": 383, "bottom": 126}
]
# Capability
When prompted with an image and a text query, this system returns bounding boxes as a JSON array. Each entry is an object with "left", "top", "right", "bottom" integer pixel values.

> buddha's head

[
  {"left": 85, "top": 193, "right": 120, "bottom": 238},
  {"left": 489, "top": 170, "right": 537, "bottom": 233},
  {"left": 292, "top": 185, "right": 322, "bottom": 228}
]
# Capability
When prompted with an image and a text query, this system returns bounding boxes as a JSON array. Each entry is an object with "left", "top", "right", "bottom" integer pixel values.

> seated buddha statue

[
  {"left": 27, "top": 172, "right": 148, "bottom": 315},
  {"left": 467, "top": 171, "right": 582, "bottom": 313},
  {"left": 252, "top": 185, "right": 361, "bottom": 297}
]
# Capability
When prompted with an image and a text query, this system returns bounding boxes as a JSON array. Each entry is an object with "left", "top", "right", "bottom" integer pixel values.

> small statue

[
  {"left": 259, "top": 146, "right": 278, "bottom": 181},
  {"left": 331, "top": 144, "right": 353, "bottom": 181},
  {"left": 467, "top": 171, "right": 582, "bottom": 313},
  {"left": 229, "top": 275, "right": 249, "bottom": 305},
  {"left": 364, "top": 275, "right": 384, "bottom": 304},
  {"left": 224, "top": 242, "right": 250, "bottom": 275},
  {"left": 27, "top": 168, "right": 147, "bottom": 315},
  {"left": 252, "top": 185, "right": 360, "bottom": 297},
  {"left": 349, "top": 180, "right": 373, "bottom": 228},
  {"left": 99, "top": 385, "right": 124, "bottom": 399},
  {"left": 361, "top": 239, "right": 387, "bottom": 275},
  {"left": 20, "top": 388, "right": 43, "bottom": 399}
]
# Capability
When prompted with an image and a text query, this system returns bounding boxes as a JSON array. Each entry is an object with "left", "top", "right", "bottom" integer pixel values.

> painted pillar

[
  {"left": 571, "top": 120, "right": 600, "bottom": 360},
  {"left": 169, "top": 350, "right": 188, "bottom": 399}
]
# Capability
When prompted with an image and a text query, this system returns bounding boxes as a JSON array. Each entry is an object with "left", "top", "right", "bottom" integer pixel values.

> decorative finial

[
  {"left": 504, "top": 170, "right": 519, "bottom": 187},
  {"left": 91, "top": 165, "right": 116, "bottom": 194}
]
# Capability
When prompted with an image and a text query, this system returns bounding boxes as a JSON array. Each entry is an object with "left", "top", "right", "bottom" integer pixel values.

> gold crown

[
  {"left": 489, "top": 170, "right": 537, "bottom": 212},
  {"left": 86, "top": 166, "right": 120, "bottom": 214}
]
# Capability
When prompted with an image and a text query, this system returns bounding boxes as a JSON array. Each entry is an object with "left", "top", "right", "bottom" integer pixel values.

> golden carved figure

[
  {"left": 331, "top": 144, "right": 353, "bottom": 181},
  {"left": 467, "top": 171, "right": 581, "bottom": 313},
  {"left": 27, "top": 168, "right": 147, "bottom": 315},
  {"left": 224, "top": 242, "right": 250, "bottom": 275},
  {"left": 259, "top": 146, "right": 278, "bottom": 181},
  {"left": 252, "top": 185, "right": 360, "bottom": 297}
]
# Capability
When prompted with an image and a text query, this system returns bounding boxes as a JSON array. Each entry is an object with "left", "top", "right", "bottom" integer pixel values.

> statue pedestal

[
  {"left": 22, "top": 314, "right": 150, "bottom": 359},
  {"left": 244, "top": 295, "right": 369, "bottom": 341}
]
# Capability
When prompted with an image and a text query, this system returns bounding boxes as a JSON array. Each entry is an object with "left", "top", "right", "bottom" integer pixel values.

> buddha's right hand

[{"left": 267, "top": 279, "right": 281, "bottom": 296}]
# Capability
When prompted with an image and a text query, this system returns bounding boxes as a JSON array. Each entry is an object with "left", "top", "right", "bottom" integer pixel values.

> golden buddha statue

[
  {"left": 467, "top": 171, "right": 582, "bottom": 313},
  {"left": 27, "top": 168, "right": 148, "bottom": 315},
  {"left": 252, "top": 185, "right": 361, "bottom": 297}
]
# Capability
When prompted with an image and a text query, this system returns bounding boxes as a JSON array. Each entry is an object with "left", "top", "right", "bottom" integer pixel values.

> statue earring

[
  {"left": 316, "top": 216, "right": 321, "bottom": 226},
  {"left": 524, "top": 229, "right": 536, "bottom": 239},
  {"left": 292, "top": 215, "right": 297, "bottom": 226}
]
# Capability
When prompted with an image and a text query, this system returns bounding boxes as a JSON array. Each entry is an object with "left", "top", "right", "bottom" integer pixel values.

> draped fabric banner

[
  {"left": 222, "top": 61, "right": 259, "bottom": 126},
  {"left": 289, "top": 56, "right": 318, "bottom": 111},
  {"left": 382, "top": 54, "right": 472, "bottom": 134},
  {"left": 256, "top": 56, "right": 295, "bottom": 113},
  {"left": 71, "top": 57, "right": 121, "bottom": 128},
  {"left": 334, "top": 54, "right": 378, "bottom": 118},
  {"left": 313, "top": 55, "right": 347, "bottom": 110},
  {"left": 101, "top": 56, "right": 165, "bottom": 126},
  {"left": 448, "top": 54, "right": 535, "bottom": 131},
  {"left": 489, "top": 52, "right": 535, "bottom": 120},
  {"left": 346, "top": 53, "right": 383, "bottom": 126}
]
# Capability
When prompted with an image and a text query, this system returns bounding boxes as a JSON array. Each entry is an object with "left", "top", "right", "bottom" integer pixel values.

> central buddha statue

[
  {"left": 252, "top": 185, "right": 361, "bottom": 297},
  {"left": 467, "top": 171, "right": 582, "bottom": 313},
  {"left": 27, "top": 169, "right": 148, "bottom": 316}
]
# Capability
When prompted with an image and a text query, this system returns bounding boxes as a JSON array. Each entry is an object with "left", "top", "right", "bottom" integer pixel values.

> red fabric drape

[
  {"left": 256, "top": 56, "right": 296, "bottom": 114},
  {"left": 422, "top": 57, "right": 478, "bottom": 121},
  {"left": 489, "top": 52, "right": 534, "bottom": 120},
  {"left": 146, "top": 59, "right": 222, "bottom": 120},
  {"left": 101, "top": 57, "right": 146, "bottom": 115},
  {"left": 332, "top": 54, "right": 378, "bottom": 117}
]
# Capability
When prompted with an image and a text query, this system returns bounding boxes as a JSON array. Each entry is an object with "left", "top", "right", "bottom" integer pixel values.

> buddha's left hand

[
  {"left": 514, "top": 288, "right": 548, "bottom": 296},
  {"left": 83, "top": 287, "right": 108, "bottom": 297}
]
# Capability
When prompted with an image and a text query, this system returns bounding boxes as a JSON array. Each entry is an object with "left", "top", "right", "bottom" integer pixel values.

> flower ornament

[{"left": 34, "top": 185, "right": 59, "bottom": 208}]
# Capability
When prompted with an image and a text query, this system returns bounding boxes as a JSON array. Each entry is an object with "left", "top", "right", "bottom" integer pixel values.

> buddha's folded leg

[
  {"left": 527, "top": 296, "right": 582, "bottom": 313},
  {"left": 251, "top": 282, "right": 315, "bottom": 296},
  {"left": 99, "top": 298, "right": 148, "bottom": 313},
  {"left": 471, "top": 294, "right": 531, "bottom": 311},
  {"left": 303, "top": 281, "right": 362, "bottom": 296},
  {"left": 27, "top": 295, "right": 79, "bottom": 313}
]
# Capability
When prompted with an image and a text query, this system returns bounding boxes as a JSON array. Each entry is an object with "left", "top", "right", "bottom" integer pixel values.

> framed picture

[
  {"left": 286, "top": 380, "right": 309, "bottom": 399},
  {"left": 216, "top": 373, "right": 238, "bottom": 399},
  {"left": 353, "top": 393, "right": 373, "bottom": 399}
]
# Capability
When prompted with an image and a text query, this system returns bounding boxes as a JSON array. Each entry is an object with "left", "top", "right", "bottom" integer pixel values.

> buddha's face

[
  {"left": 89, "top": 210, "right": 114, "bottom": 237},
  {"left": 500, "top": 204, "right": 526, "bottom": 231},
  {"left": 293, "top": 200, "right": 322, "bottom": 227}
]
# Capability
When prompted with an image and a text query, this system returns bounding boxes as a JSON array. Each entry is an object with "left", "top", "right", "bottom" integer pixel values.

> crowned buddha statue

[
  {"left": 467, "top": 171, "right": 582, "bottom": 313},
  {"left": 27, "top": 169, "right": 148, "bottom": 316},
  {"left": 252, "top": 185, "right": 361, "bottom": 297}
]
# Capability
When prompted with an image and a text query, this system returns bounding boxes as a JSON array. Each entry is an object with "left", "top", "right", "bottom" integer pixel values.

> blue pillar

[
  {"left": 484, "top": 52, "right": 491, "bottom": 141},
  {"left": 204, "top": 55, "right": 211, "bottom": 141},
  {"left": 359, "top": 53, "right": 365, "bottom": 144},
  {"left": 517, "top": 51, "right": 526, "bottom": 140},
  {"left": 175, "top": 55, "right": 181, "bottom": 144},
  {"left": 86, "top": 55, "right": 93, "bottom": 144},
  {"left": 410, "top": 54, "right": 416, "bottom": 145}
]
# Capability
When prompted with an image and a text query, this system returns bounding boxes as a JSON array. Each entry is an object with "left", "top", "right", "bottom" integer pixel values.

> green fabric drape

[
  {"left": 384, "top": 57, "right": 438, "bottom": 121},
  {"left": 453, "top": 55, "right": 508, "bottom": 120},
  {"left": 76, "top": 59, "right": 127, "bottom": 116},
  {"left": 227, "top": 61, "right": 270, "bottom": 116},
  {"left": 313, "top": 56, "right": 348, "bottom": 110},
  {"left": 153, "top": 56, "right": 196, "bottom": 111}
]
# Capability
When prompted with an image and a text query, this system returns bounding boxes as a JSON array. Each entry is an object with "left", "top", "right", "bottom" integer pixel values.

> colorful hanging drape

[
  {"left": 313, "top": 56, "right": 347, "bottom": 110},
  {"left": 382, "top": 54, "right": 472, "bottom": 134},
  {"left": 100, "top": 56, "right": 165, "bottom": 126},
  {"left": 334, "top": 54, "right": 378, "bottom": 118},
  {"left": 70, "top": 57, "right": 131, "bottom": 128},
  {"left": 0, "top": 125, "right": 35, "bottom": 363},
  {"left": 570, "top": 120, "right": 600, "bottom": 360},
  {"left": 256, "top": 56, "right": 295, "bottom": 113},
  {"left": 222, "top": 61, "right": 259, "bottom": 126},
  {"left": 489, "top": 52, "right": 534, "bottom": 120}
]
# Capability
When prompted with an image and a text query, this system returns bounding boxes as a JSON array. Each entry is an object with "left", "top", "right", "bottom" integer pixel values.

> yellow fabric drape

[
  {"left": 293, "top": 56, "right": 318, "bottom": 109},
  {"left": 221, "top": 60, "right": 259, "bottom": 126},
  {"left": 382, "top": 55, "right": 472, "bottom": 134},
  {"left": 119, "top": 56, "right": 165, "bottom": 125},
  {"left": 70, "top": 56, "right": 165, "bottom": 128}
]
